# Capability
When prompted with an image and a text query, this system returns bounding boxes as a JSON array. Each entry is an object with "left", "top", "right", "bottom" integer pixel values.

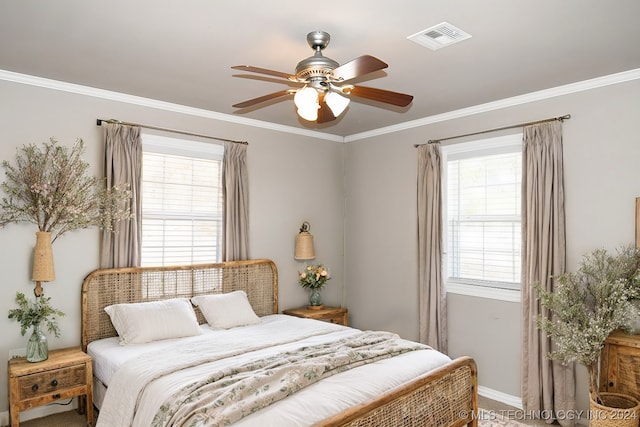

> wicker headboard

[{"left": 81, "top": 259, "right": 278, "bottom": 351}]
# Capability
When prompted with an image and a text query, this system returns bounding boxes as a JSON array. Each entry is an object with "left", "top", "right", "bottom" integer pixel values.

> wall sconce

[
  {"left": 32, "top": 231, "right": 55, "bottom": 297},
  {"left": 294, "top": 221, "right": 316, "bottom": 260}
]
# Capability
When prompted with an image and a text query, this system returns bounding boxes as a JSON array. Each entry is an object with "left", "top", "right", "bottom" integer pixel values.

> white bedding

[{"left": 90, "top": 314, "right": 451, "bottom": 426}]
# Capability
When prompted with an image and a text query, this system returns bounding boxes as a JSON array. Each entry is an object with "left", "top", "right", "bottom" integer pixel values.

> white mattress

[
  {"left": 89, "top": 314, "right": 451, "bottom": 426},
  {"left": 89, "top": 323, "right": 218, "bottom": 388}
]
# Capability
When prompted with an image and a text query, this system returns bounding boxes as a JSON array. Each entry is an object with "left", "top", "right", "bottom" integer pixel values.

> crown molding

[
  {"left": 0, "top": 70, "right": 344, "bottom": 143},
  {"left": 2, "top": 68, "right": 639, "bottom": 144},
  {"left": 344, "top": 68, "right": 640, "bottom": 142}
]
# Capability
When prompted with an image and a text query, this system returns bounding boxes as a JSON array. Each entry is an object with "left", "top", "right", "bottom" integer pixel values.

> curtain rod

[
  {"left": 414, "top": 114, "right": 571, "bottom": 147},
  {"left": 96, "top": 119, "right": 248, "bottom": 145}
]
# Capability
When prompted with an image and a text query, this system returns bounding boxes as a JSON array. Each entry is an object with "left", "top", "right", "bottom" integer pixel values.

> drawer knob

[
  {"left": 51, "top": 379, "right": 58, "bottom": 387},
  {"left": 609, "top": 382, "right": 614, "bottom": 387},
  {"left": 31, "top": 384, "right": 39, "bottom": 392}
]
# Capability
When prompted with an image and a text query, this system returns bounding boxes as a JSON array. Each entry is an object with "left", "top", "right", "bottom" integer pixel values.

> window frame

[{"left": 441, "top": 133, "right": 523, "bottom": 302}]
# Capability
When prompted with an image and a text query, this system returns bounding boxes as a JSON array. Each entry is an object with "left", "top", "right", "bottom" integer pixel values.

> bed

[{"left": 81, "top": 259, "right": 478, "bottom": 426}]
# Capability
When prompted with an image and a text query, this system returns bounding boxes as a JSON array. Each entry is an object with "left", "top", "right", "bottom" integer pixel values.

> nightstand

[
  {"left": 8, "top": 347, "right": 93, "bottom": 427},
  {"left": 283, "top": 306, "right": 348, "bottom": 326},
  {"left": 600, "top": 330, "right": 640, "bottom": 402}
]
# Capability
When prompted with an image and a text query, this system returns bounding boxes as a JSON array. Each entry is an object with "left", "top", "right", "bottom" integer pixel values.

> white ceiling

[{"left": 1, "top": 1, "right": 639, "bottom": 138}]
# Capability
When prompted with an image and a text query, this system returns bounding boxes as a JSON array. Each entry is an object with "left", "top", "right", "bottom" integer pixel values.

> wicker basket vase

[{"left": 589, "top": 393, "right": 639, "bottom": 427}]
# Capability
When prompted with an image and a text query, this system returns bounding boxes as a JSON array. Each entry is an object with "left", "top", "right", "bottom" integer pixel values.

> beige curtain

[
  {"left": 100, "top": 123, "right": 142, "bottom": 269},
  {"left": 417, "top": 143, "right": 447, "bottom": 352},
  {"left": 521, "top": 121, "right": 574, "bottom": 426},
  {"left": 222, "top": 141, "right": 249, "bottom": 261}
]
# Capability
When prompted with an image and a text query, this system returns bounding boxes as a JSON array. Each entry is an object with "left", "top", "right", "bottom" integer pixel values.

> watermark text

[{"left": 456, "top": 408, "right": 638, "bottom": 422}]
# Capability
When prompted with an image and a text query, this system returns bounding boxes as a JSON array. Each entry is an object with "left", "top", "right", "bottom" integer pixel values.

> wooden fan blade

[
  {"left": 348, "top": 85, "right": 413, "bottom": 107},
  {"left": 331, "top": 55, "right": 388, "bottom": 82},
  {"left": 231, "top": 65, "right": 295, "bottom": 81},
  {"left": 232, "top": 90, "right": 292, "bottom": 108},
  {"left": 317, "top": 94, "right": 337, "bottom": 123}
]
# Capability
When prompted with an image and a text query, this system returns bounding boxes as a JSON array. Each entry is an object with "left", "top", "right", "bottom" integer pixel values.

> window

[
  {"left": 443, "top": 134, "right": 522, "bottom": 298},
  {"left": 141, "top": 133, "right": 224, "bottom": 267}
]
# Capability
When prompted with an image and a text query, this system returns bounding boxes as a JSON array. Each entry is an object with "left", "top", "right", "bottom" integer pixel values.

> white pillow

[
  {"left": 191, "top": 291, "right": 260, "bottom": 329},
  {"left": 104, "top": 298, "right": 202, "bottom": 345}
]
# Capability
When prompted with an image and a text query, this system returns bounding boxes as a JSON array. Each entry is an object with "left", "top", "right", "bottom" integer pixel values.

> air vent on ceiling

[{"left": 407, "top": 22, "right": 472, "bottom": 50}]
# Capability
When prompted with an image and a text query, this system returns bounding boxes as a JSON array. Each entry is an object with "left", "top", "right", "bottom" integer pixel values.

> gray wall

[
  {"left": 1, "top": 74, "right": 639, "bottom": 422},
  {"left": 344, "top": 78, "right": 640, "bottom": 415},
  {"left": 0, "top": 79, "right": 345, "bottom": 418}
]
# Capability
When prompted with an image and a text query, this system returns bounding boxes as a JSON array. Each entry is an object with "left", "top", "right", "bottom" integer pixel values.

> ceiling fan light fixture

[
  {"left": 231, "top": 31, "right": 413, "bottom": 123},
  {"left": 294, "top": 86, "right": 320, "bottom": 121},
  {"left": 325, "top": 91, "right": 350, "bottom": 117},
  {"left": 297, "top": 105, "right": 319, "bottom": 121}
]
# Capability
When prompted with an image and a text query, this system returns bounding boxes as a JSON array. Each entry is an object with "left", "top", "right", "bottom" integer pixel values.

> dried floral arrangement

[
  {"left": 0, "top": 137, "right": 132, "bottom": 242},
  {"left": 535, "top": 245, "right": 640, "bottom": 403}
]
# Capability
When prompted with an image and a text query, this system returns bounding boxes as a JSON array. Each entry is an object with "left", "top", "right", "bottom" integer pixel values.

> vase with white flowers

[
  {"left": 298, "top": 264, "right": 331, "bottom": 309},
  {"left": 1, "top": 138, "right": 132, "bottom": 360},
  {"left": 535, "top": 245, "right": 640, "bottom": 425}
]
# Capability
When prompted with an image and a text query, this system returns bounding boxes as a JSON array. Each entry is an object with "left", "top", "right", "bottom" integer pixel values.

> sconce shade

[
  {"left": 32, "top": 231, "right": 55, "bottom": 282},
  {"left": 294, "top": 222, "right": 316, "bottom": 260}
]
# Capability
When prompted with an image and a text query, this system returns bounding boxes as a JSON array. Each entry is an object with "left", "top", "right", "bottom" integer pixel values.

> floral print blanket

[{"left": 151, "top": 330, "right": 428, "bottom": 427}]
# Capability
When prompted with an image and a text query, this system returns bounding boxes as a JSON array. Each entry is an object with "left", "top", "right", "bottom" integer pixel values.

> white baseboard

[
  {"left": 478, "top": 386, "right": 588, "bottom": 426},
  {"left": 0, "top": 398, "right": 77, "bottom": 426},
  {"left": 478, "top": 385, "right": 523, "bottom": 409}
]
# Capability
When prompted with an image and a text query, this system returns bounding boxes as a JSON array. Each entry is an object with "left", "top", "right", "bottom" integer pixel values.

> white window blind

[
  {"left": 141, "top": 133, "right": 224, "bottom": 267},
  {"left": 443, "top": 135, "right": 522, "bottom": 291}
]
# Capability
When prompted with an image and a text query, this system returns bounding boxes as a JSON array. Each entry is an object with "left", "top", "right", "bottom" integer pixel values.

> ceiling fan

[{"left": 231, "top": 31, "right": 414, "bottom": 123}]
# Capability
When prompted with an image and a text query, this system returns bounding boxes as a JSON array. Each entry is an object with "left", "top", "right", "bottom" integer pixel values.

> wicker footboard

[{"left": 316, "top": 356, "right": 478, "bottom": 427}]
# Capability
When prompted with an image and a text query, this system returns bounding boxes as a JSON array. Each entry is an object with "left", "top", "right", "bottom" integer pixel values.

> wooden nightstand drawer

[
  {"left": 326, "top": 315, "right": 345, "bottom": 324},
  {"left": 18, "top": 363, "right": 87, "bottom": 400}
]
